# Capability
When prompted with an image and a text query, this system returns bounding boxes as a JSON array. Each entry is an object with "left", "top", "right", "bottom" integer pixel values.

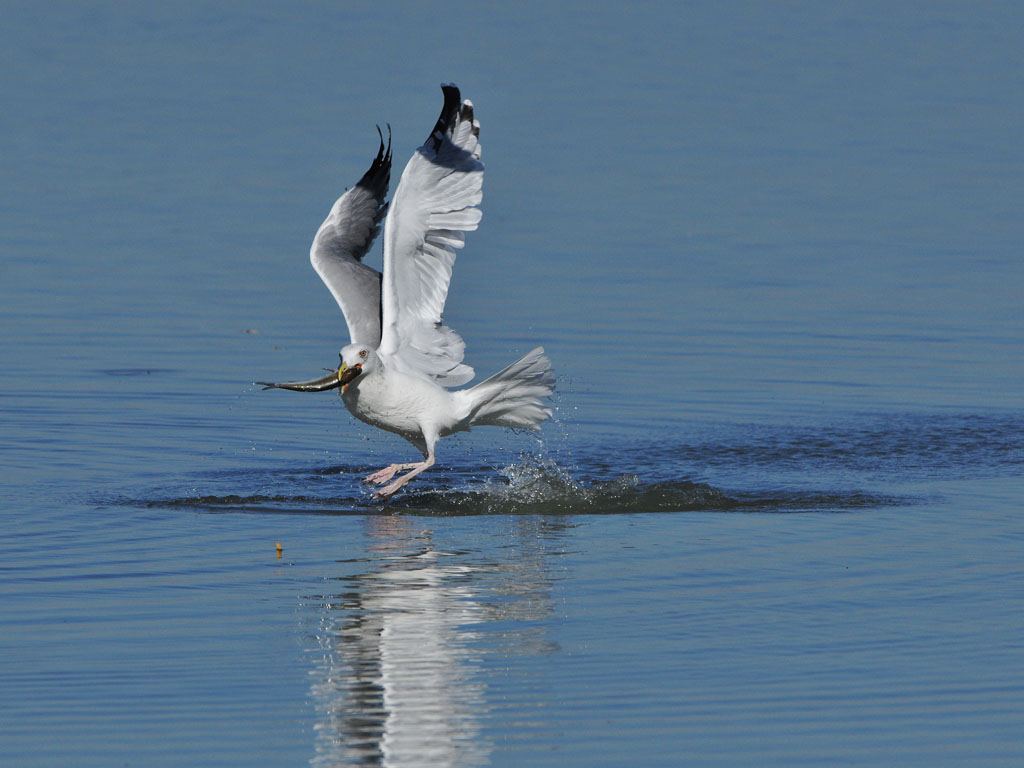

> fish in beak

[{"left": 257, "top": 363, "right": 363, "bottom": 392}]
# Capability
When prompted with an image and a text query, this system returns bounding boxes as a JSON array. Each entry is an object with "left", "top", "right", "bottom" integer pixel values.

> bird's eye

[{"left": 359, "top": 349, "right": 367, "bottom": 359}]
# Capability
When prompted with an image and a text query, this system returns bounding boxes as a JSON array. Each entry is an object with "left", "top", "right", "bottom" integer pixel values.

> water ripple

[{"left": 133, "top": 455, "right": 909, "bottom": 517}]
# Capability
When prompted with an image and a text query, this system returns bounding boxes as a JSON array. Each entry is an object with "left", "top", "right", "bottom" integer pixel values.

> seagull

[{"left": 257, "top": 84, "right": 555, "bottom": 499}]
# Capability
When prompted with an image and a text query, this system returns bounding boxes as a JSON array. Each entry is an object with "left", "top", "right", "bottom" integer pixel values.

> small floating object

[{"left": 275, "top": 541, "right": 283, "bottom": 558}]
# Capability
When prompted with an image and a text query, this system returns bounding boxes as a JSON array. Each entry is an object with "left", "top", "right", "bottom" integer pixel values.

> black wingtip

[
  {"left": 429, "top": 83, "right": 462, "bottom": 151},
  {"left": 357, "top": 125, "right": 392, "bottom": 196},
  {"left": 372, "top": 123, "right": 392, "bottom": 165}
]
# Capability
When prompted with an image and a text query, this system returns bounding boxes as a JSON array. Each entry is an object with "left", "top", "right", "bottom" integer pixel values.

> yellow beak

[{"left": 338, "top": 362, "right": 362, "bottom": 390}]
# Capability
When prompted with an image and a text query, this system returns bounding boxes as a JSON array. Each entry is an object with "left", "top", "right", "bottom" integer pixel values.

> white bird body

[
  {"left": 341, "top": 351, "right": 454, "bottom": 449},
  {"left": 259, "top": 85, "right": 555, "bottom": 498}
]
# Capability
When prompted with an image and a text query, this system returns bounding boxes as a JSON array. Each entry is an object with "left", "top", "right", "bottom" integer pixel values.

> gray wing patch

[
  {"left": 310, "top": 129, "right": 393, "bottom": 346},
  {"left": 348, "top": 126, "right": 392, "bottom": 261}
]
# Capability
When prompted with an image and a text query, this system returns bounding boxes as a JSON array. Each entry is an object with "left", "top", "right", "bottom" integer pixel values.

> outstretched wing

[
  {"left": 379, "top": 84, "right": 483, "bottom": 386},
  {"left": 310, "top": 128, "right": 392, "bottom": 346}
]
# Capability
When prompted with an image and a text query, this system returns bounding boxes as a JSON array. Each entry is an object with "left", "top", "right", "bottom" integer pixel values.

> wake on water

[
  {"left": 138, "top": 452, "right": 907, "bottom": 517},
  {"left": 130, "top": 411, "right": 1024, "bottom": 516}
]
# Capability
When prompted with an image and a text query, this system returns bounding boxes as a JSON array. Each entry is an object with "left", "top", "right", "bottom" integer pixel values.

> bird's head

[{"left": 338, "top": 344, "right": 377, "bottom": 391}]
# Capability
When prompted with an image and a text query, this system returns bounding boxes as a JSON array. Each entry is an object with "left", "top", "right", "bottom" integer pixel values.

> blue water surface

[{"left": 2, "top": 2, "right": 1023, "bottom": 766}]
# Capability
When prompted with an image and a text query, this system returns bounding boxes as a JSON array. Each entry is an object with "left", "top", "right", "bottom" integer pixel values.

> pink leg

[
  {"left": 374, "top": 452, "right": 436, "bottom": 500},
  {"left": 364, "top": 462, "right": 420, "bottom": 485}
]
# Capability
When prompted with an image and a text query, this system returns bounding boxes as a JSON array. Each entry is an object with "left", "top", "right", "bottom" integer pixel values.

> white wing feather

[
  {"left": 379, "top": 85, "right": 483, "bottom": 385},
  {"left": 309, "top": 131, "right": 391, "bottom": 346}
]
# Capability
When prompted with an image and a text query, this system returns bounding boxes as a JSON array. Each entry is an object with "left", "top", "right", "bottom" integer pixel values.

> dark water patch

[
  {"left": 640, "top": 412, "right": 1024, "bottom": 480},
  {"left": 145, "top": 493, "right": 364, "bottom": 516},
  {"left": 131, "top": 457, "right": 909, "bottom": 517},
  {"left": 726, "top": 489, "right": 912, "bottom": 513},
  {"left": 96, "top": 368, "right": 176, "bottom": 377},
  {"left": 393, "top": 472, "right": 737, "bottom": 516},
  {"left": 314, "top": 464, "right": 374, "bottom": 477}
]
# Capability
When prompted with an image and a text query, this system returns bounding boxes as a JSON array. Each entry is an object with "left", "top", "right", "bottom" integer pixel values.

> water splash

[
  {"left": 123, "top": 416, "right": 940, "bottom": 519},
  {"left": 392, "top": 454, "right": 740, "bottom": 515}
]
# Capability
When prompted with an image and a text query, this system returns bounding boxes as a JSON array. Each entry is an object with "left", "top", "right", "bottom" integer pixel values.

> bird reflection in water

[{"left": 306, "top": 516, "right": 563, "bottom": 767}]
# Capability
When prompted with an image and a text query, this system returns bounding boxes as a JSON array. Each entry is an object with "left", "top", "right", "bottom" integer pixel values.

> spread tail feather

[{"left": 456, "top": 347, "right": 555, "bottom": 429}]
